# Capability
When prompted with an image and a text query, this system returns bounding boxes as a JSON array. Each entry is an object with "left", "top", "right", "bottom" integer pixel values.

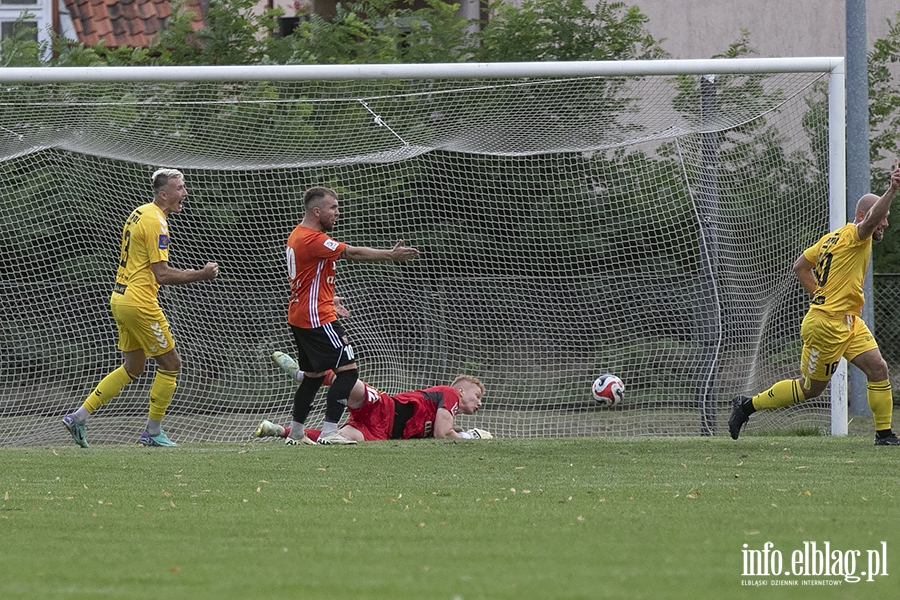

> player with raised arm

[
  {"left": 62, "top": 168, "right": 219, "bottom": 447},
  {"left": 257, "top": 353, "right": 490, "bottom": 443},
  {"left": 729, "top": 160, "right": 900, "bottom": 445},
  {"left": 278, "top": 186, "right": 419, "bottom": 446}
]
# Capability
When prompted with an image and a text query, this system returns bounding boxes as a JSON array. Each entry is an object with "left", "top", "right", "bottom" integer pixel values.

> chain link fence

[{"left": 874, "top": 274, "right": 900, "bottom": 404}]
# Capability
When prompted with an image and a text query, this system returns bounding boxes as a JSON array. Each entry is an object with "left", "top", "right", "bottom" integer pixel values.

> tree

[
  {"left": 283, "top": 0, "right": 471, "bottom": 64},
  {"left": 0, "top": 12, "right": 45, "bottom": 67},
  {"left": 0, "top": 0, "right": 667, "bottom": 67},
  {"left": 474, "top": 0, "right": 667, "bottom": 62},
  {"left": 868, "top": 11, "right": 900, "bottom": 272}
]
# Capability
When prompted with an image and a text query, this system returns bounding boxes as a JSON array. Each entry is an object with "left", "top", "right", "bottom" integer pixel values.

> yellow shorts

[
  {"left": 799, "top": 310, "right": 877, "bottom": 382},
  {"left": 110, "top": 302, "right": 176, "bottom": 357}
]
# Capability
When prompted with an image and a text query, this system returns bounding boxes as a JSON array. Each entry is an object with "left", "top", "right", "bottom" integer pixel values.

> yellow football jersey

[
  {"left": 801, "top": 222, "right": 871, "bottom": 316},
  {"left": 110, "top": 202, "right": 170, "bottom": 307}
]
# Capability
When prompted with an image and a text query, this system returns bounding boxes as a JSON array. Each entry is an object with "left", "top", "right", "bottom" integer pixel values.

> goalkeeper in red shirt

[{"left": 256, "top": 353, "right": 491, "bottom": 443}]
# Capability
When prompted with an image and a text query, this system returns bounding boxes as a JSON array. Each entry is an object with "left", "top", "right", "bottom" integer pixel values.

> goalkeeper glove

[{"left": 463, "top": 428, "right": 492, "bottom": 440}]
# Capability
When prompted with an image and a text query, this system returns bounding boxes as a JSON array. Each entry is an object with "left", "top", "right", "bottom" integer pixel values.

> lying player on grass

[{"left": 256, "top": 352, "right": 492, "bottom": 445}]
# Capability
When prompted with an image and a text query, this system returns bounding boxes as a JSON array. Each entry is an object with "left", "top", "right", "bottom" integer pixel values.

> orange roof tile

[{"left": 63, "top": 0, "right": 206, "bottom": 48}]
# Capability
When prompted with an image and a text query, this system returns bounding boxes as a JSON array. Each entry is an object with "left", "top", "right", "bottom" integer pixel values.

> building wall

[{"left": 632, "top": 0, "right": 899, "bottom": 59}]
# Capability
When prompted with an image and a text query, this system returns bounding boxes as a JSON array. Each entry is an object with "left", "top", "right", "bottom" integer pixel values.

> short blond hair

[
  {"left": 451, "top": 374, "right": 485, "bottom": 396},
  {"left": 151, "top": 168, "right": 184, "bottom": 193}
]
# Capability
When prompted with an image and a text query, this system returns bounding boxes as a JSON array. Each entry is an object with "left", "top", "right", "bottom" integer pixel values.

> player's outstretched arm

[
  {"left": 433, "top": 408, "right": 460, "bottom": 438},
  {"left": 341, "top": 240, "right": 419, "bottom": 262},
  {"left": 151, "top": 261, "right": 219, "bottom": 285},
  {"left": 858, "top": 159, "right": 900, "bottom": 240}
]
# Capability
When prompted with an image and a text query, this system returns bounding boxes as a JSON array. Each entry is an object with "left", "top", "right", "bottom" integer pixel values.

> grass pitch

[{"left": 1, "top": 431, "right": 897, "bottom": 600}]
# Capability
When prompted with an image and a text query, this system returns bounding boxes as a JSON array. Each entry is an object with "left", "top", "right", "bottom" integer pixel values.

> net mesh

[{"left": 0, "top": 66, "right": 835, "bottom": 445}]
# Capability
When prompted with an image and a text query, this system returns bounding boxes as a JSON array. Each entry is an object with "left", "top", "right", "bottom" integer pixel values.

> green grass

[
  {"left": 755, "top": 427, "right": 823, "bottom": 437},
  {"left": 1, "top": 433, "right": 897, "bottom": 600}
]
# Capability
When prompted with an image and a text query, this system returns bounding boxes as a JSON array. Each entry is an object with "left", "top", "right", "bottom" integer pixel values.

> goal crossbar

[{"left": 0, "top": 57, "right": 845, "bottom": 82}]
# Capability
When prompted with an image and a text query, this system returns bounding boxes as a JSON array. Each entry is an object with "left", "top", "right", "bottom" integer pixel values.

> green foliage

[
  {"left": 69, "top": 44, "right": 155, "bottom": 66},
  {"left": 0, "top": 13, "right": 45, "bottom": 67},
  {"left": 149, "top": 0, "right": 287, "bottom": 65},
  {"left": 286, "top": 0, "right": 471, "bottom": 64},
  {"left": 291, "top": 5, "right": 394, "bottom": 64},
  {"left": 868, "top": 12, "right": 900, "bottom": 166},
  {"left": 474, "top": 0, "right": 667, "bottom": 62},
  {"left": 709, "top": 28, "right": 755, "bottom": 59},
  {"left": 868, "top": 11, "right": 900, "bottom": 273},
  {"left": 10, "top": 0, "right": 664, "bottom": 67},
  {"left": 198, "top": 0, "right": 270, "bottom": 64},
  {"left": 149, "top": 0, "right": 205, "bottom": 64}
]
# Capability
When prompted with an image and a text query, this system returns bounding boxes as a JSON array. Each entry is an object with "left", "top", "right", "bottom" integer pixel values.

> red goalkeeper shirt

[
  {"left": 396, "top": 386, "right": 461, "bottom": 439},
  {"left": 285, "top": 224, "right": 347, "bottom": 329},
  {"left": 346, "top": 384, "right": 461, "bottom": 440}
]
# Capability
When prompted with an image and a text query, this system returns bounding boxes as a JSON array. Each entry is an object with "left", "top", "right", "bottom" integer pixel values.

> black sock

[
  {"left": 292, "top": 374, "right": 325, "bottom": 424},
  {"left": 875, "top": 429, "right": 893, "bottom": 439},
  {"left": 325, "top": 368, "right": 358, "bottom": 424}
]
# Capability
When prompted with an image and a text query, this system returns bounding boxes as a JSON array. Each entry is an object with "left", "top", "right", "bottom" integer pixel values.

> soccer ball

[{"left": 591, "top": 374, "right": 624, "bottom": 407}]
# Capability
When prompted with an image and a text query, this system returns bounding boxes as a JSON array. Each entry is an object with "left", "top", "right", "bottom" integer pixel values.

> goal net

[{"left": 0, "top": 59, "right": 846, "bottom": 445}]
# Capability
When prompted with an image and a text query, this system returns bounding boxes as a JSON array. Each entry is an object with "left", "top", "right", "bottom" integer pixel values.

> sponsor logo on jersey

[
  {"left": 324, "top": 238, "right": 339, "bottom": 251},
  {"left": 158, "top": 234, "right": 170, "bottom": 249}
]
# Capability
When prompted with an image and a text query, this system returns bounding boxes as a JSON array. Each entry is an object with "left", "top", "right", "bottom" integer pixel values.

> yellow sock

[
  {"left": 148, "top": 369, "right": 178, "bottom": 421},
  {"left": 867, "top": 379, "right": 892, "bottom": 431},
  {"left": 752, "top": 379, "right": 803, "bottom": 410},
  {"left": 82, "top": 366, "right": 135, "bottom": 413}
]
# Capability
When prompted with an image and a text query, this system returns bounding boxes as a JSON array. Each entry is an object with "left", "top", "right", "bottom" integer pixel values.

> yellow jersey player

[
  {"left": 62, "top": 168, "right": 219, "bottom": 447},
  {"left": 729, "top": 160, "right": 900, "bottom": 445}
]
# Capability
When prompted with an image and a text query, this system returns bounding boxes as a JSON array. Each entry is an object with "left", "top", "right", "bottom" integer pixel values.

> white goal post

[{"left": 0, "top": 58, "right": 848, "bottom": 445}]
